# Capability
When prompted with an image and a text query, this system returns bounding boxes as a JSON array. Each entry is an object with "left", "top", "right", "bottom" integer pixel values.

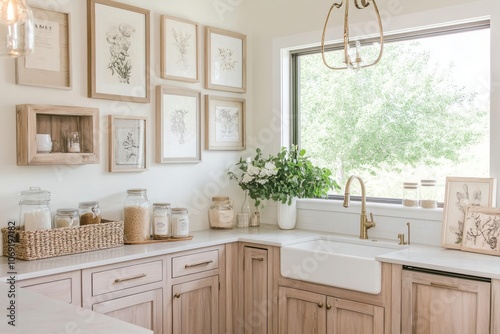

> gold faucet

[{"left": 343, "top": 175, "right": 376, "bottom": 239}]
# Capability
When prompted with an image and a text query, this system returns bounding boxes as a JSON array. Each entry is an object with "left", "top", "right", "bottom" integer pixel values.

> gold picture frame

[
  {"left": 16, "top": 7, "right": 71, "bottom": 89},
  {"left": 205, "top": 26, "right": 246, "bottom": 93},
  {"left": 160, "top": 15, "right": 199, "bottom": 82},
  {"left": 88, "top": 0, "right": 150, "bottom": 103},
  {"left": 205, "top": 95, "right": 245, "bottom": 151},
  {"left": 108, "top": 115, "right": 147, "bottom": 172}
]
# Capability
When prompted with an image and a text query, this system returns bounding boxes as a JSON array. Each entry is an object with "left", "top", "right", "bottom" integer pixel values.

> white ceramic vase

[{"left": 277, "top": 197, "right": 297, "bottom": 230}]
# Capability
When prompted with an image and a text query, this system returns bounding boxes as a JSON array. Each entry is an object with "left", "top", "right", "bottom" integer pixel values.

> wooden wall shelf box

[{"left": 16, "top": 104, "right": 100, "bottom": 165}]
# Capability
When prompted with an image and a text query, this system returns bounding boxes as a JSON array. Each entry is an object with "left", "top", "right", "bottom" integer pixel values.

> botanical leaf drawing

[
  {"left": 454, "top": 184, "right": 481, "bottom": 244},
  {"left": 170, "top": 109, "right": 189, "bottom": 144},
  {"left": 106, "top": 23, "right": 135, "bottom": 84},
  {"left": 217, "top": 47, "right": 237, "bottom": 72},
  {"left": 464, "top": 211, "right": 500, "bottom": 250},
  {"left": 216, "top": 107, "right": 239, "bottom": 141},
  {"left": 172, "top": 27, "right": 191, "bottom": 70},
  {"left": 116, "top": 128, "right": 140, "bottom": 164}
]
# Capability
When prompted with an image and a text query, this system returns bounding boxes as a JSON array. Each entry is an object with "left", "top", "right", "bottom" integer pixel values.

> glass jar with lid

[
  {"left": 55, "top": 209, "right": 80, "bottom": 228},
  {"left": 123, "top": 189, "right": 151, "bottom": 242},
  {"left": 403, "top": 182, "right": 419, "bottom": 207},
  {"left": 19, "top": 186, "right": 52, "bottom": 231},
  {"left": 420, "top": 179, "right": 438, "bottom": 209},
  {"left": 153, "top": 203, "right": 171, "bottom": 240},
  {"left": 208, "top": 196, "right": 235, "bottom": 229},
  {"left": 171, "top": 208, "right": 189, "bottom": 238},
  {"left": 78, "top": 201, "right": 101, "bottom": 225}
]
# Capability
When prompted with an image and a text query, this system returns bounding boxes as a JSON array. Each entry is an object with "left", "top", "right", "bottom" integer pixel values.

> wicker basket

[{"left": 2, "top": 220, "right": 124, "bottom": 261}]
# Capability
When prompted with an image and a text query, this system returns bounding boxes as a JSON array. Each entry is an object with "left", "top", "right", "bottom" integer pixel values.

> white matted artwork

[
  {"left": 205, "top": 26, "right": 246, "bottom": 93},
  {"left": 156, "top": 86, "right": 201, "bottom": 163},
  {"left": 441, "top": 177, "right": 496, "bottom": 249},
  {"left": 160, "top": 15, "right": 198, "bottom": 82},
  {"left": 88, "top": 0, "right": 150, "bottom": 103},
  {"left": 109, "top": 115, "right": 147, "bottom": 172},
  {"left": 205, "top": 95, "right": 245, "bottom": 150},
  {"left": 462, "top": 206, "right": 500, "bottom": 256}
]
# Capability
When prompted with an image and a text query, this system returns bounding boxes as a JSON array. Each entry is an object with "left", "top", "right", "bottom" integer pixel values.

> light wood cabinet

[
  {"left": 278, "top": 286, "right": 384, "bottom": 334},
  {"left": 401, "top": 268, "right": 491, "bottom": 334},
  {"left": 82, "top": 256, "right": 165, "bottom": 333},
  {"left": 18, "top": 270, "right": 81, "bottom": 306}
]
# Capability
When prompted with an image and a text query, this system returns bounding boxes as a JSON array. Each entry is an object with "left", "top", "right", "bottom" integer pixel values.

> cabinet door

[
  {"left": 18, "top": 270, "right": 81, "bottom": 306},
  {"left": 244, "top": 246, "right": 269, "bottom": 334},
  {"left": 172, "top": 275, "right": 219, "bottom": 334},
  {"left": 327, "top": 297, "right": 384, "bottom": 334},
  {"left": 278, "top": 286, "right": 327, "bottom": 334},
  {"left": 402, "top": 270, "right": 490, "bottom": 334},
  {"left": 92, "top": 288, "right": 162, "bottom": 333}
]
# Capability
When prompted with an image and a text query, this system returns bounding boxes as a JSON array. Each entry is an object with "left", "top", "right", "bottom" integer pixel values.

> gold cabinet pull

[
  {"left": 317, "top": 302, "right": 324, "bottom": 308},
  {"left": 326, "top": 304, "right": 332, "bottom": 310},
  {"left": 114, "top": 273, "right": 146, "bottom": 283},
  {"left": 174, "top": 293, "right": 181, "bottom": 299},
  {"left": 430, "top": 282, "right": 460, "bottom": 290},
  {"left": 254, "top": 257, "right": 264, "bottom": 261},
  {"left": 185, "top": 260, "right": 213, "bottom": 269}
]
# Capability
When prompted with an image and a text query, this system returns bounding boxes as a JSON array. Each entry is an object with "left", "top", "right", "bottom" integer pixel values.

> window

[{"left": 291, "top": 22, "right": 490, "bottom": 202}]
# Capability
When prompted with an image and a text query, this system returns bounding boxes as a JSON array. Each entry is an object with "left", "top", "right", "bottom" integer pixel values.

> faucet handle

[{"left": 369, "top": 212, "right": 375, "bottom": 222}]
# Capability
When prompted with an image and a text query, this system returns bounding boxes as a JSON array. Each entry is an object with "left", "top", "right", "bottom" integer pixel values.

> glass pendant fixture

[
  {"left": 0, "top": 0, "right": 34, "bottom": 57},
  {"left": 321, "top": 0, "right": 383, "bottom": 70}
]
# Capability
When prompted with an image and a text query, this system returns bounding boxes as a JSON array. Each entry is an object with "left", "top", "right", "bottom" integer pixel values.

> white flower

[
  {"left": 261, "top": 162, "right": 278, "bottom": 176},
  {"left": 247, "top": 164, "right": 260, "bottom": 176},
  {"left": 241, "top": 173, "right": 254, "bottom": 184},
  {"left": 256, "top": 179, "right": 268, "bottom": 184},
  {"left": 246, "top": 157, "right": 252, "bottom": 164}
]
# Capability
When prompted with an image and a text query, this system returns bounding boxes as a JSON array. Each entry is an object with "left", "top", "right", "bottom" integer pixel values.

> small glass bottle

[
  {"left": 208, "top": 196, "right": 235, "bottom": 229},
  {"left": 19, "top": 186, "right": 52, "bottom": 231},
  {"left": 171, "top": 208, "right": 189, "bottom": 238},
  {"left": 420, "top": 179, "right": 438, "bottom": 209},
  {"left": 123, "top": 189, "right": 151, "bottom": 242},
  {"left": 78, "top": 201, "right": 101, "bottom": 225},
  {"left": 54, "top": 209, "right": 80, "bottom": 228},
  {"left": 153, "top": 203, "right": 171, "bottom": 240},
  {"left": 67, "top": 131, "right": 81, "bottom": 153},
  {"left": 237, "top": 191, "right": 251, "bottom": 228},
  {"left": 402, "top": 182, "right": 419, "bottom": 207}
]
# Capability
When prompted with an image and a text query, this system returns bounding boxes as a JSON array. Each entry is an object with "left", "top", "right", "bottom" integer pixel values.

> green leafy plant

[{"left": 228, "top": 146, "right": 340, "bottom": 207}]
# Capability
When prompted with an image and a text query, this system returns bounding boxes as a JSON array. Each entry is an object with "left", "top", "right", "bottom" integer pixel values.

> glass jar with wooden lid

[
  {"left": 208, "top": 196, "right": 235, "bottom": 229},
  {"left": 123, "top": 189, "right": 151, "bottom": 242}
]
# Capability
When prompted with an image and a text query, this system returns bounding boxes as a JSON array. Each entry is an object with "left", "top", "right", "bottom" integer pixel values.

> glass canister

[
  {"left": 171, "top": 208, "right": 189, "bottom": 238},
  {"left": 208, "top": 196, "right": 235, "bottom": 229},
  {"left": 403, "top": 182, "right": 419, "bottom": 207},
  {"left": 420, "top": 179, "right": 438, "bottom": 209},
  {"left": 78, "top": 201, "right": 101, "bottom": 225},
  {"left": 19, "top": 186, "right": 52, "bottom": 231},
  {"left": 55, "top": 209, "right": 80, "bottom": 228},
  {"left": 153, "top": 203, "right": 171, "bottom": 240},
  {"left": 123, "top": 189, "right": 151, "bottom": 242}
]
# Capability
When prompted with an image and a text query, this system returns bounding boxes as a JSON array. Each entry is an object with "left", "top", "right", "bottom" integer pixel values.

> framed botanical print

[
  {"left": 156, "top": 86, "right": 201, "bottom": 163},
  {"left": 441, "top": 177, "right": 496, "bottom": 249},
  {"left": 160, "top": 15, "right": 199, "bottom": 82},
  {"left": 205, "top": 26, "right": 246, "bottom": 93},
  {"left": 109, "top": 115, "right": 147, "bottom": 172},
  {"left": 205, "top": 95, "right": 245, "bottom": 151},
  {"left": 462, "top": 206, "right": 500, "bottom": 256},
  {"left": 88, "top": 0, "right": 150, "bottom": 103}
]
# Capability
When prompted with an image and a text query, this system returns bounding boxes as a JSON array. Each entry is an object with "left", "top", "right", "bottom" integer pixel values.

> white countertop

[
  {"left": 2, "top": 225, "right": 500, "bottom": 281},
  {"left": 0, "top": 284, "right": 152, "bottom": 334}
]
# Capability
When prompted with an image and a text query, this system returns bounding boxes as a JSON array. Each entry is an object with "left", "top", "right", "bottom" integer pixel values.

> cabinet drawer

[
  {"left": 92, "top": 260, "right": 163, "bottom": 296},
  {"left": 172, "top": 249, "right": 219, "bottom": 278}
]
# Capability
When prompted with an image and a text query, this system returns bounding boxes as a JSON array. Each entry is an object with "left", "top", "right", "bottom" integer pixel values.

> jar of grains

[
  {"left": 171, "top": 208, "right": 189, "bottom": 238},
  {"left": 153, "top": 203, "right": 171, "bottom": 240},
  {"left": 78, "top": 201, "right": 101, "bottom": 225},
  {"left": 402, "top": 182, "right": 419, "bottom": 207},
  {"left": 123, "top": 189, "right": 151, "bottom": 242},
  {"left": 54, "top": 209, "right": 80, "bottom": 228},
  {"left": 208, "top": 196, "right": 235, "bottom": 229},
  {"left": 420, "top": 179, "right": 438, "bottom": 209}
]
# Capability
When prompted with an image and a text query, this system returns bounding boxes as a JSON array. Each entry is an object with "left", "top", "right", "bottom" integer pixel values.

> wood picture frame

[
  {"left": 156, "top": 86, "right": 201, "bottom": 163},
  {"left": 205, "top": 95, "right": 245, "bottom": 151},
  {"left": 88, "top": 0, "right": 150, "bottom": 103},
  {"left": 205, "top": 26, "right": 246, "bottom": 93},
  {"left": 160, "top": 15, "right": 199, "bottom": 82},
  {"left": 462, "top": 206, "right": 500, "bottom": 256},
  {"left": 441, "top": 177, "right": 496, "bottom": 249},
  {"left": 108, "top": 115, "right": 147, "bottom": 172},
  {"left": 16, "top": 7, "right": 71, "bottom": 89}
]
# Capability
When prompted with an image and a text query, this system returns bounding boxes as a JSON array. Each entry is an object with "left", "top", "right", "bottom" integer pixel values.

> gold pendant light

[
  {"left": 0, "top": 0, "right": 34, "bottom": 57},
  {"left": 321, "top": 0, "right": 383, "bottom": 70}
]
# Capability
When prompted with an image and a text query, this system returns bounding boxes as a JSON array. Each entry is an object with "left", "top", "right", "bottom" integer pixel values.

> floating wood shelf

[{"left": 16, "top": 104, "right": 100, "bottom": 166}]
